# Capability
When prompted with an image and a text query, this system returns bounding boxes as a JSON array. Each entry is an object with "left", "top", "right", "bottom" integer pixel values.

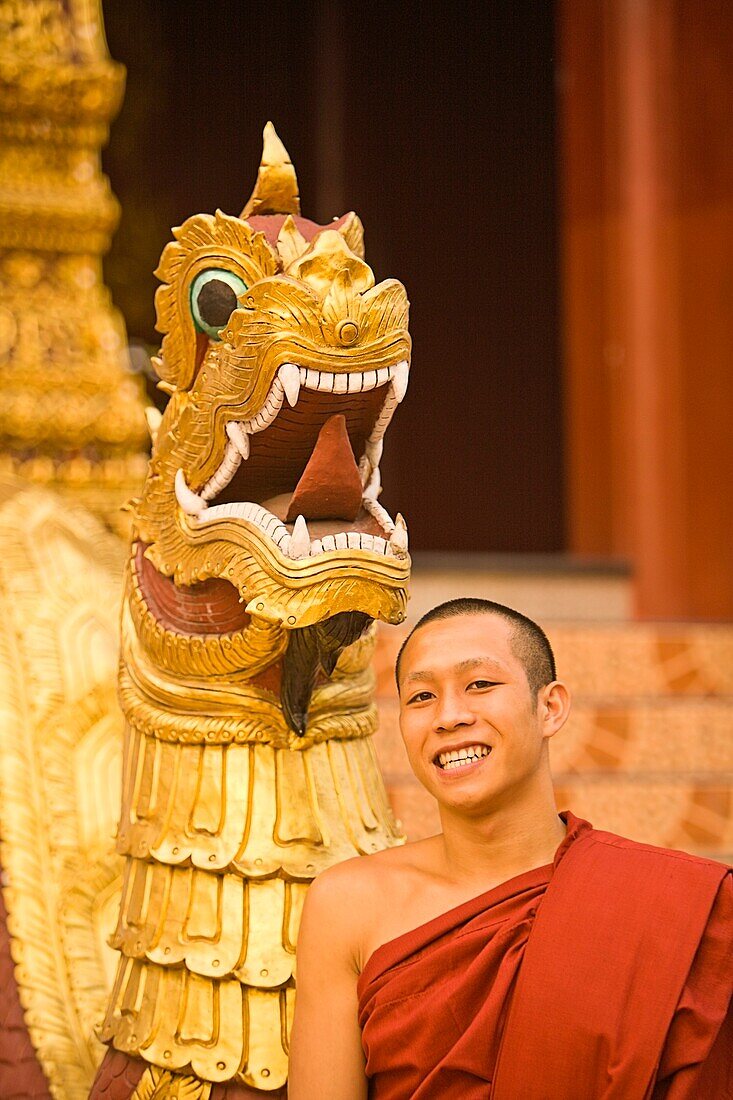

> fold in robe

[{"left": 357, "top": 813, "right": 732, "bottom": 1099}]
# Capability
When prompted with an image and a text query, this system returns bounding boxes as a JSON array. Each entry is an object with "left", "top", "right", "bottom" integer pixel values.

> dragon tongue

[{"left": 286, "top": 414, "right": 363, "bottom": 523}]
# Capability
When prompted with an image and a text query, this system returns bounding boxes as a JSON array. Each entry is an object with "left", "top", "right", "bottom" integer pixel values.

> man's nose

[{"left": 433, "top": 692, "right": 475, "bottom": 733}]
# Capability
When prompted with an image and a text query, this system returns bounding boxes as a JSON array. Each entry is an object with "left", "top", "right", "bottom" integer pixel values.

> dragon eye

[{"left": 190, "top": 269, "right": 247, "bottom": 338}]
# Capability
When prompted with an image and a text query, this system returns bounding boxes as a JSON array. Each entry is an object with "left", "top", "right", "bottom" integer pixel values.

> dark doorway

[{"left": 103, "top": 0, "right": 563, "bottom": 553}]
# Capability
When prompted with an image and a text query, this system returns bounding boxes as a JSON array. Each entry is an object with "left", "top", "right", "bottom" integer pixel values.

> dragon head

[{"left": 131, "top": 124, "right": 411, "bottom": 733}]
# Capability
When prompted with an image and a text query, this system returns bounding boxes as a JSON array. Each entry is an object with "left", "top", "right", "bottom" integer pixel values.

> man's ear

[{"left": 538, "top": 680, "right": 571, "bottom": 741}]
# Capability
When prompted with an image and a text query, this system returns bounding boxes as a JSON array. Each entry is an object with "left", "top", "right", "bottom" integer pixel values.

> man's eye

[
  {"left": 469, "top": 680, "right": 497, "bottom": 690},
  {"left": 407, "top": 691, "right": 434, "bottom": 704}
]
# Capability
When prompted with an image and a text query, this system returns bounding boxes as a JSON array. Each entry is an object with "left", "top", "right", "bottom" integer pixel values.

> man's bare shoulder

[
  {"left": 304, "top": 837, "right": 443, "bottom": 929},
  {"left": 313, "top": 836, "right": 441, "bottom": 893}
]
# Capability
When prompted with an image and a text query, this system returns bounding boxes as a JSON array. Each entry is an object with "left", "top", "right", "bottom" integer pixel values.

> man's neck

[{"left": 436, "top": 784, "right": 566, "bottom": 890}]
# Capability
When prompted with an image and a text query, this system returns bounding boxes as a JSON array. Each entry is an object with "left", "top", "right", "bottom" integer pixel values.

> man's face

[{"left": 397, "top": 614, "right": 559, "bottom": 815}]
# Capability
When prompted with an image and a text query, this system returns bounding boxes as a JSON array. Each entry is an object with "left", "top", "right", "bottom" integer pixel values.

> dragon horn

[{"left": 241, "top": 121, "right": 301, "bottom": 218}]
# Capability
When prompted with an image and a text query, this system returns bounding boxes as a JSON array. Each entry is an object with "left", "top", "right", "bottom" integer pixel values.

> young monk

[{"left": 288, "top": 598, "right": 733, "bottom": 1099}]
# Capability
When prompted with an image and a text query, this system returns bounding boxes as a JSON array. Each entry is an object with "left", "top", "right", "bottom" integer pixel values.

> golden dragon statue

[{"left": 0, "top": 121, "right": 412, "bottom": 1100}]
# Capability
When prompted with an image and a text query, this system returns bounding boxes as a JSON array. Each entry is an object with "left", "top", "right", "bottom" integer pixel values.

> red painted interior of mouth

[
  {"left": 285, "top": 413, "right": 363, "bottom": 522},
  {"left": 208, "top": 385, "right": 387, "bottom": 531},
  {"left": 135, "top": 543, "right": 325, "bottom": 693},
  {"left": 136, "top": 542, "right": 249, "bottom": 635}
]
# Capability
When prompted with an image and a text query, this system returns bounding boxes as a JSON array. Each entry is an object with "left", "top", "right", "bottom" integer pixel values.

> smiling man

[{"left": 289, "top": 599, "right": 733, "bottom": 1099}]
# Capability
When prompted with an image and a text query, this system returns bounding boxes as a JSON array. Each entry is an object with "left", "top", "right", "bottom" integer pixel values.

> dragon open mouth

[{"left": 174, "top": 359, "right": 409, "bottom": 560}]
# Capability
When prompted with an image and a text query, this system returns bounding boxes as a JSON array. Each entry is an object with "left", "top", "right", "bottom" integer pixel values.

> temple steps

[{"left": 373, "top": 561, "right": 733, "bottom": 865}]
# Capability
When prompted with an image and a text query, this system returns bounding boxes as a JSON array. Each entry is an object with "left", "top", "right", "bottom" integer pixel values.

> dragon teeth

[
  {"left": 271, "top": 361, "right": 410, "bottom": 402},
  {"left": 175, "top": 469, "right": 207, "bottom": 515},
  {"left": 192, "top": 499, "right": 403, "bottom": 560},
  {"left": 389, "top": 513, "right": 408, "bottom": 555},
  {"left": 365, "top": 438, "right": 383, "bottom": 467},
  {"left": 363, "top": 465, "right": 381, "bottom": 502},
  {"left": 246, "top": 379, "right": 285, "bottom": 431},
  {"left": 391, "top": 360, "right": 409, "bottom": 403},
  {"left": 358, "top": 455, "right": 371, "bottom": 486},
  {"left": 366, "top": 387, "right": 399, "bottom": 450},
  {"left": 226, "top": 420, "right": 250, "bottom": 459},
  {"left": 362, "top": 496, "right": 395, "bottom": 534},
  {"left": 201, "top": 439, "right": 241, "bottom": 501},
  {"left": 288, "top": 514, "right": 311, "bottom": 559},
  {"left": 181, "top": 358, "right": 412, "bottom": 557},
  {"left": 278, "top": 363, "right": 301, "bottom": 407}
]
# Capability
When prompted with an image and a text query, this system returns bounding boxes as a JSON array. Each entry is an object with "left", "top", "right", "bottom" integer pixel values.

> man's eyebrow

[
  {"left": 456, "top": 656, "right": 509, "bottom": 675},
  {"left": 402, "top": 670, "right": 434, "bottom": 685},
  {"left": 402, "top": 657, "right": 510, "bottom": 686}
]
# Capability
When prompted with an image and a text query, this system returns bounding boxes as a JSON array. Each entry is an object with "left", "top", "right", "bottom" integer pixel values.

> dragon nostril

[{"left": 336, "top": 318, "right": 359, "bottom": 345}]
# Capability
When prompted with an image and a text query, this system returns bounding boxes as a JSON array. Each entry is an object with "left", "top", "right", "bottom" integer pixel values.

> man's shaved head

[{"left": 395, "top": 598, "right": 556, "bottom": 699}]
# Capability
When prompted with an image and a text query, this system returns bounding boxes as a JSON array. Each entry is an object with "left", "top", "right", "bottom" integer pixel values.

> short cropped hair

[{"left": 395, "top": 597, "right": 556, "bottom": 699}]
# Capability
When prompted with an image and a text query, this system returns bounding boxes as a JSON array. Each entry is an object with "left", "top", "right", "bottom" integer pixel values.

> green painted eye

[{"left": 190, "top": 268, "right": 248, "bottom": 338}]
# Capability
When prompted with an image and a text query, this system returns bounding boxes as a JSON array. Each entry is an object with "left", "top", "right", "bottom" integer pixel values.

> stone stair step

[
  {"left": 552, "top": 625, "right": 733, "bottom": 697},
  {"left": 407, "top": 555, "right": 632, "bottom": 622}
]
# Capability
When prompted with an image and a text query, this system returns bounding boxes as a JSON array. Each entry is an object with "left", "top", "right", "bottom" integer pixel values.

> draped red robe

[{"left": 357, "top": 813, "right": 732, "bottom": 1099}]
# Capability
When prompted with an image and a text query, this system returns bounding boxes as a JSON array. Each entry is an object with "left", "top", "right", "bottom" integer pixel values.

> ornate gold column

[{"left": 0, "top": 0, "right": 148, "bottom": 528}]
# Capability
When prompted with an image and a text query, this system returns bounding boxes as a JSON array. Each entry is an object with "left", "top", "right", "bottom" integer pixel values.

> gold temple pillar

[{"left": 0, "top": 0, "right": 148, "bottom": 528}]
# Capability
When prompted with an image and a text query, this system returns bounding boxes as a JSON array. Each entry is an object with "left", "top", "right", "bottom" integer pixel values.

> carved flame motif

[{"left": 96, "top": 125, "right": 411, "bottom": 1093}]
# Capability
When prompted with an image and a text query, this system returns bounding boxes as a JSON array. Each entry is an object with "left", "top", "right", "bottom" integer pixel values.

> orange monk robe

[{"left": 357, "top": 814, "right": 733, "bottom": 1099}]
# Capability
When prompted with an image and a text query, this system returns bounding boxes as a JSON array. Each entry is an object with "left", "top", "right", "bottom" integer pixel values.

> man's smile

[{"left": 433, "top": 742, "right": 493, "bottom": 774}]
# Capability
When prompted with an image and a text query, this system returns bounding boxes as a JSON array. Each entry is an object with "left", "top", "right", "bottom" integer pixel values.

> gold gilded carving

[
  {"left": 0, "top": 6, "right": 147, "bottom": 1088},
  {"left": 98, "top": 125, "right": 410, "bottom": 1091},
  {"left": 135, "top": 125, "right": 410, "bottom": 624},
  {"left": 131, "top": 1065, "right": 212, "bottom": 1099},
  {"left": 0, "top": 0, "right": 148, "bottom": 532},
  {"left": 153, "top": 210, "right": 279, "bottom": 391},
  {"left": 122, "top": 596, "right": 378, "bottom": 749},
  {"left": 241, "top": 120, "right": 300, "bottom": 219},
  {"left": 0, "top": 480, "right": 126, "bottom": 1098},
  {"left": 114, "top": 734, "right": 397, "bottom": 872},
  {"left": 128, "top": 549, "right": 289, "bottom": 679}
]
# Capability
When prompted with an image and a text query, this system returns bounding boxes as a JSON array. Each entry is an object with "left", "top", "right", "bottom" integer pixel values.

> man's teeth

[{"left": 437, "top": 745, "right": 492, "bottom": 770}]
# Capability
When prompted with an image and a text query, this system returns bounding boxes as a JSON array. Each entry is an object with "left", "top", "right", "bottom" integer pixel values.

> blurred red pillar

[{"left": 558, "top": 0, "right": 733, "bottom": 619}]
